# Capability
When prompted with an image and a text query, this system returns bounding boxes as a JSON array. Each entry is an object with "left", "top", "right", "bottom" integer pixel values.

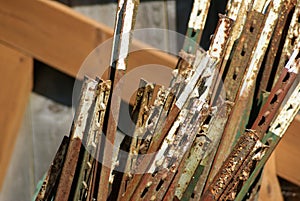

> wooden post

[
  {"left": 0, "top": 43, "right": 33, "bottom": 189},
  {"left": 259, "top": 152, "right": 284, "bottom": 201}
]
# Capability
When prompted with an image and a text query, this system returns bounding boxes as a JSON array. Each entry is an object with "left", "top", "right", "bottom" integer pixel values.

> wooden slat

[
  {"left": 0, "top": 43, "right": 33, "bottom": 189},
  {"left": 259, "top": 152, "right": 284, "bottom": 201},
  {"left": 276, "top": 115, "right": 300, "bottom": 186},
  {"left": 0, "top": 0, "right": 177, "bottom": 79}
]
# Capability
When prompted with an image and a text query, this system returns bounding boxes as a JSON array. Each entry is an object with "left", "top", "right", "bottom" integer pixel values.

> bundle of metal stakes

[{"left": 33, "top": 0, "right": 300, "bottom": 200}]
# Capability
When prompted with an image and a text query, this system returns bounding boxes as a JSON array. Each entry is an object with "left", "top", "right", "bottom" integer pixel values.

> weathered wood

[
  {"left": 259, "top": 153, "right": 284, "bottom": 201},
  {"left": 276, "top": 115, "right": 300, "bottom": 186},
  {"left": 0, "top": 43, "right": 33, "bottom": 190},
  {"left": 0, "top": 0, "right": 177, "bottom": 79}
]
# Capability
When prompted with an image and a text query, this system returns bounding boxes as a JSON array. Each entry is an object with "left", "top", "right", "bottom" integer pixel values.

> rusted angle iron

[
  {"left": 182, "top": 0, "right": 212, "bottom": 55},
  {"left": 73, "top": 79, "right": 111, "bottom": 201},
  {"left": 167, "top": 15, "right": 233, "bottom": 201},
  {"left": 274, "top": 0, "right": 300, "bottom": 85},
  {"left": 173, "top": 0, "right": 213, "bottom": 88},
  {"left": 217, "top": 52, "right": 300, "bottom": 200},
  {"left": 215, "top": 0, "right": 253, "bottom": 97},
  {"left": 192, "top": 11, "right": 263, "bottom": 197},
  {"left": 235, "top": 78, "right": 300, "bottom": 201},
  {"left": 116, "top": 47, "right": 206, "bottom": 200},
  {"left": 127, "top": 57, "right": 216, "bottom": 201},
  {"left": 134, "top": 100, "right": 210, "bottom": 201},
  {"left": 257, "top": 0, "right": 296, "bottom": 97},
  {"left": 118, "top": 52, "right": 213, "bottom": 201},
  {"left": 115, "top": 8, "right": 211, "bottom": 195},
  {"left": 209, "top": 15, "right": 234, "bottom": 102},
  {"left": 54, "top": 77, "right": 99, "bottom": 201},
  {"left": 117, "top": 42, "right": 207, "bottom": 201},
  {"left": 124, "top": 12, "right": 231, "bottom": 201},
  {"left": 34, "top": 136, "right": 69, "bottom": 201},
  {"left": 112, "top": 79, "right": 155, "bottom": 200},
  {"left": 206, "top": 0, "right": 285, "bottom": 188},
  {"left": 184, "top": 101, "right": 232, "bottom": 201},
  {"left": 116, "top": 77, "right": 182, "bottom": 200},
  {"left": 97, "top": 0, "right": 139, "bottom": 200},
  {"left": 172, "top": 0, "right": 217, "bottom": 97},
  {"left": 201, "top": 45, "right": 300, "bottom": 201}
]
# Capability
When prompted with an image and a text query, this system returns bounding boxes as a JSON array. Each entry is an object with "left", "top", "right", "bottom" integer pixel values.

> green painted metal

[
  {"left": 32, "top": 174, "right": 47, "bottom": 201},
  {"left": 181, "top": 164, "right": 205, "bottom": 201},
  {"left": 234, "top": 132, "right": 280, "bottom": 201}
]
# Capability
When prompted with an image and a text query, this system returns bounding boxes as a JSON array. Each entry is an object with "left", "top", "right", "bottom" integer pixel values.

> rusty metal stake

[
  {"left": 172, "top": 15, "right": 233, "bottom": 201},
  {"left": 200, "top": 10, "right": 265, "bottom": 195},
  {"left": 34, "top": 136, "right": 69, "bottom": 201},
  {"left": 54, "top": 77, "right": 98, "bottom": 201},
  {"left": 201, "top": 46, "right": 300, "bottom": 201},
  {"left": 206, "top": 0, "right": 284, "bottom": 189},
  {"left": 235, "top": 79, "right": 300, "bottom": 201},
  {"left": 274, "top": 0, "right": 300, "bottom": 85},
  {"left": 73, "top": 79, "right": 111, "bottom": 201},
  {"left": 113, "top": 79, "right": 155, "bottom": 200},
  {"left": 97, "top": 1, "right": 139, "bottom": 200},
  {"left": 183, "top": 0, "right": 212, "bottom": 54},
  {"left": 258, "top": 0, "right": 296, "bottom": 95},
  {"left": 119, "top": 54, "right": 213, "bottom": 201}
]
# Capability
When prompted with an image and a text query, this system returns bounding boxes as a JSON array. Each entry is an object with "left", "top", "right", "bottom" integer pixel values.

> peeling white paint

[{"left": 270, "top": 81, "right": 300, "bottom": 137}]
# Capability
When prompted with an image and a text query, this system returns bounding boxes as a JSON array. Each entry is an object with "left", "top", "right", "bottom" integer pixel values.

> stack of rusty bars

[{"left": 32, "top": 0, "right": 300, "bottom": 200}]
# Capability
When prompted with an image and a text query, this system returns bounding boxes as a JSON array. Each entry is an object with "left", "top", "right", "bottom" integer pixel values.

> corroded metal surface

[
  {"left": 114, "top": 80, "right": 155, "bottom": 199},
  {"left": 183, "top": 0, "right": 211, "bottom": 54},
  {"left": 205, "top": 10, "right": 266, "bottom": 190},
  {"left": 235, "top": 81, "right": 300, "bottom": 201},
  {"left": 172, "top": 15, "right": 233, "bottom": 200},
  {"left": 184, "top": 101, "right": 233, "bottom": 201},
  {"left": 202, "top": 48, "right": 300, "bottom": 200},
  {"left": 202, "top": 131, "right": 259, "bottom": 201},
  {"left": 119, "top": 54, "right": 214, "bottom": 201},
  {"left": 259, "top": 0, "right": 296, "bottom": 94},
  {"left": 218, "top": 0, "right": 253, "bottom": 90},
  {"left": 270, "top": 85, "right": 300, "bottom": 137},
  {"left": 252, "top": 48, "right": 300, "bottom": 138},
  {"left": 224, "top": 11, "right": 265, "bottom": 102},
  {"left": 226, "top": 0, "right": 243, "bottom": 21},
  {"left": 35, "top": 136, "right": 69, "bottom": 201},
  {"left": 208, "top": 14, "right": 233, "bottom": 59},
  {"left": 239, "top": 0, "right": 283, "bottom": 98},
  {"left": 175, "top": 128, "right": 212, "bottom": 200},
  {"left": 208, "top": 14, "right": 233, "bottom": 63},
  {"left": 208, "top": 0, "right": 284, "bottom": 186},
  {"left": 274, "top": 0, "right": 300, "bottom": 84},
  {"left": 220, "top": 55, "right": 299, "bottom": 200},
  {"left": 32, "top": 0, "right": 300, "bottom": 200},
  {"left": 219, "top": 140, "right": 267, "bottom": 201},
  {"left": 97, "top": 1, "right": 139, "bottom": 200},
  {"left": 140, "top": 56, "right": 215, "bottom": 200},
  {"left": 131, "top": 100, "right": 210, "bottom": 201},
  {"left": 162, "top": 151, "right": 189, "bottom": 201},
  {"left": 73, "top": 79, "right": 111, "bottom": 201},
  {"left": 54, "top": 77, "right": 98, "bottom": 201}
]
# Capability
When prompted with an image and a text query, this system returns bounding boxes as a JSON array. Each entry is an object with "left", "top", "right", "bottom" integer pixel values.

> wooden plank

[
  {"left": 276, "top": 115, "right": 300, "bottom": 186},
  {"left": 0, "top": 0, "right": 177, "bottom": 79},
  {"left": 259, "top": 152, "right": 284, "bottom": 201},
  {"left": 0, "top": 43, "right": 33, "bottom": 190}
]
